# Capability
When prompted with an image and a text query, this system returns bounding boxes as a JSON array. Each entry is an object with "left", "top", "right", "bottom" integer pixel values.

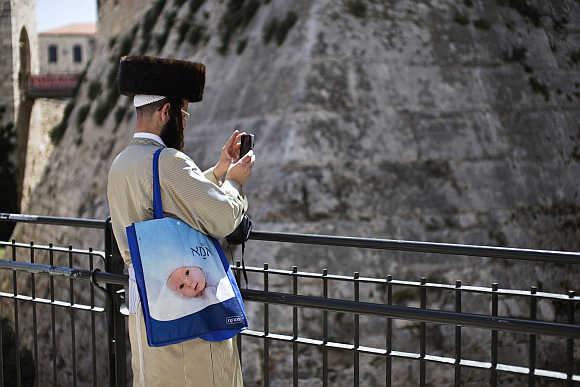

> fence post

[{"left": 105, "top": 217, "right": 127, "bottom": 387}]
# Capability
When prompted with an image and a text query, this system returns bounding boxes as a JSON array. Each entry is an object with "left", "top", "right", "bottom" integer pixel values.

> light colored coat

[{"left": 107, "top": 137, "right": 247, "bottom": 386}]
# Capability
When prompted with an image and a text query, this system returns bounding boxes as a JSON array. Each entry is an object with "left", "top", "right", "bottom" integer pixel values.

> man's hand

[
  {"left": 214, "top": 130, "right": 246, "bottom": 180},
  {"left": 226, "top": 150, "right": 255, "bottom": 186}
]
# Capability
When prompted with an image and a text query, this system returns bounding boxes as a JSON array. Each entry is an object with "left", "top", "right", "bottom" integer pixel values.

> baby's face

[{"left": 167, "top": 266, "right": 206, "bottom": 298}]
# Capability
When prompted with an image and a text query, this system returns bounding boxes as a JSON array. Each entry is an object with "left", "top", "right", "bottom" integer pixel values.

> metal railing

[{"left": 0, "top": 213, "right": 579, "bottom": 386}]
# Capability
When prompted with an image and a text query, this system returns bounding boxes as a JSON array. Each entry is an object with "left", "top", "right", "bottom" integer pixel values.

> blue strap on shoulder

[{"left": 152, "top": 148, "right": 164, "bottom": 219}]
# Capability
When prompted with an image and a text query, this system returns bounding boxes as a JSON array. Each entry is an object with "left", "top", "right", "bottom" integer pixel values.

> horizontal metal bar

[
  {"left": 242, "top": 289, "right": 580, "bottom": 339},
  {"left": 2, "top": 213, "right": 579, "bottom": 264},
  {"left": 0, "top": 241, "right": 105, "bottom": 259},
  {"left": 2, "top": 260, "right": 579, "bottom": 338},
  {"left": 234, "top": 266, "right": 580, "bottom": 302},
  {"left": 0, "top": 291, "right": 105, "bottom": 312},
  {"left": 250, "top": 231, "right": 580, "bottom": 264},
  {"left": 240, "top": 330, "right": 580, "bottom": 382},
  {"left": 0, "top": 213, "right": 105, "bottom": 229}
]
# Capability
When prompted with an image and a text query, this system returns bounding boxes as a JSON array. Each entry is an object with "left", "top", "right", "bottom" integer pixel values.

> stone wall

[{"left": 5, "top": 0, "right": 580, "bottom": 385}]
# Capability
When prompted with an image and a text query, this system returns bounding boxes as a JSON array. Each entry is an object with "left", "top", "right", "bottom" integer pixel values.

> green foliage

[
  {"left": 236, "top": 38, "right": 247, "bottom": 54},
  {"left": 93, "top": 88, "right": 120, "bottom": 126},
  {"left": 155, "top": 10, "right": 177, "bottom": 52},
  {"left": 87, "top": 80, "right": 102, "bottom": 99},
  {"left": 50, "top": 101, "right": 75, "bottom": 144},
  {"left": 275, "top": 11, "right": 297, "bottom": 45},
  {"left": 187, "top": 23, "right": 207, "bottom": 46},
  {"left": 497, "top": 0, "right": 542, "bottom": 27},
  {"left": 177, "top": 20, "right": 190, "bottom": 45},
  {"left": 107, "top": 60, "right": 120, "bottom": 88},
  {"left": 262, "top": 12, "right": 298, "bottom": 46},
  {"left": 529, "top": 76, "right": 550, "bottom": 101},
  {"left": 119, "top": 34, "right": 133, "bottom": 57},
  {"left": 76, "top": 104, "right": 91, "bottom": 127},
  {"left": 453, "top": 12, "right": 469, "bottom": 25},
  {"left": 143, "top": 0, "right": 165, "bottom": 33},
  {"left": 345, "top": 0, "right": 367, "bottom": 18},
  {"left": 1, "top": 318, "right": 35, "bottom": 386},
  {"left": 262, "top": 17, "right": 278, "bottom": 44},
  {"left": 114, "top": 105, "right": 127, "bottom": 126},
  {"left": 218, "top": 0, "right": 261, "bottom": 55},
  {"left": 189, "top": 0, "right": 206, "bottom": 14},
  {"left": 463, "top": 0, "right": 474, "bottom": 6}
]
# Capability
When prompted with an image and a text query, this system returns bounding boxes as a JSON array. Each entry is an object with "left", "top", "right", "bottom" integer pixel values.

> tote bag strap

[{"left": 152, "top": 148, "right": 164, "bottom": 219}]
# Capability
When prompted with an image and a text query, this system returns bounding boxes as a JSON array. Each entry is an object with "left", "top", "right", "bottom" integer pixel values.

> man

[{"left": 107, "top": 56, "right": 253, "bottom": 386}]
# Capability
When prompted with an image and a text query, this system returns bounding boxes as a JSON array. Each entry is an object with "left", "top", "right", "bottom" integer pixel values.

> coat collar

[{"left": 129, "top": 137, "right": 166, "bottom": 148}]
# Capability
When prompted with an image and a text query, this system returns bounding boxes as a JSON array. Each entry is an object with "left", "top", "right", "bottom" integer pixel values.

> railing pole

[
  {"left": 263, "top": 263, "right": 270, "bottom": 387},
  {"left": 491, "top": 283, "right": 499, "bottom": 387},
  {"left": 292, "top": 266, "right": 298, "bottom": 387},
  {"left": 104, "top": 217, "right": 127, "bottom": 387},
  {"left": 567, "top": 290, "right": 575, "bottom": 387},
  {"left": 12, "top": 240, "right": 21, "bottom": 387},
  {"left": 386, "top": 275, "right": 392, "bottom": 387},
  {"left": 322, "top": 269, "right": 328, "bottom": 387},
  {"left": 353, "top": 272, "right": 360, "bottom": 387},
  {"left": 420, "top": 277, "right": 426, "bottom": 387},
  {"left": 454, "top": 280, "right": 462, "bottom": 387},
  {"left": 49, "top": 243, "right": 57, "bottom": 386},
  {"left": 529, "top": 286, "right": 537, "bottom": 387}
]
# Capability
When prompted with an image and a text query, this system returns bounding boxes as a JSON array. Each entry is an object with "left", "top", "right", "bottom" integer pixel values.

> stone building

[{"left": 38, "top": 23, "right": 96, "bottom": 74}]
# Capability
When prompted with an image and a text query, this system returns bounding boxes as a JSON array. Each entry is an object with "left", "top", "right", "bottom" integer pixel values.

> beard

[{"left": 160, "top": 100, "right": 184, "bottom": 150}]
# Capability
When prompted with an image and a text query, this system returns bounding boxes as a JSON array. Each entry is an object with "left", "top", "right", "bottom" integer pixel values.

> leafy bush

[
  {"left": 50, "top": 101, "right": 75, "bottom": 144},
  {"left": 143, "top": 0, "right": 165, "bottom": 33},
  {"left": 177, "top": 20, "right": 190, "bottom": 45},
  {"left": 87, "top": 80, "right": 101, "bottom": 99},
  {"left": 189, "top": 0, "right": 206, "bottom": 14},
  {"left": 262, "top": 17, "right": 278, "bottom": 44},
  {"left": 76, "top": 104, "right": 91, "bottom": 127},
  {"left": 114, "top": 105, "right": 127, "bottom": 126},
  {"left": 93, "top": 89, "right": 120, "bottom": 126},
  {"left": 262, "top": 12, "right": 298, "bottom": 46},
  {"left": 275, "top": 11, "right": 297, "bottom": 45},
  {"left": 236, "top": 38, "right": 247, "bottom": 54},
  {"left": 218, "top": 0, "right": 261, "bottom": 55},
  {"left": 187, "top": 23, "right": 207, "bottom": 46}
]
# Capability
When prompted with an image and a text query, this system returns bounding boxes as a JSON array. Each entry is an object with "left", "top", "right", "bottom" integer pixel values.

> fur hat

[{"left": 118, "top": 56, "right": 205, "bottom": 102}]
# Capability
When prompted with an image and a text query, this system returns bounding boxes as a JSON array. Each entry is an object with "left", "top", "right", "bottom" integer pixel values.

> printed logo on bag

[
  {"left": 226, "top": 315, "right": 244, "bottom": 325},
  {"left": 190, "top": 245, "right": 211, "bottom": 258}
]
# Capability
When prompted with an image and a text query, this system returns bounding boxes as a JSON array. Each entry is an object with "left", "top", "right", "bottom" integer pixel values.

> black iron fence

[{"left": 0, "top": 213, "right": 579, "bottom": 386}]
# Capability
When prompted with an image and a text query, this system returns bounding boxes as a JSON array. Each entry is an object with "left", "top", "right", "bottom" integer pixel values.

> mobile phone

[{"left": 239, "top": 134, "right": 254, "bottom": 159}]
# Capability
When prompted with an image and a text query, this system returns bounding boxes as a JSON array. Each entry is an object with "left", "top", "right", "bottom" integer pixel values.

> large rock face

[{"left": 6, "top": 0, "right": 580, "bottom": 385}]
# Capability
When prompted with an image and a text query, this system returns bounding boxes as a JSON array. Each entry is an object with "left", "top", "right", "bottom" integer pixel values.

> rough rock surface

[{"left": 5, "top": 0, "right": 580, "bottom": 385}]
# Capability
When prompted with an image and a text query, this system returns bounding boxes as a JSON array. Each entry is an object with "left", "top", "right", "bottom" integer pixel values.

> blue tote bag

[{"left": 126, "top": 148, "right": 248, "bottom": 347}]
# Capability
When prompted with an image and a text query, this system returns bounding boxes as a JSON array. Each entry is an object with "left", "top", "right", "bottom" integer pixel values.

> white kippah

[{"left": 133, "top": 94, "right": 166, "bottom": 107}]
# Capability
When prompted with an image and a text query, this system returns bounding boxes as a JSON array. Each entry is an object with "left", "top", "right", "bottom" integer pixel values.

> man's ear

[{"left": 160, "top": 101, "right": 171, "bottom": 122}]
